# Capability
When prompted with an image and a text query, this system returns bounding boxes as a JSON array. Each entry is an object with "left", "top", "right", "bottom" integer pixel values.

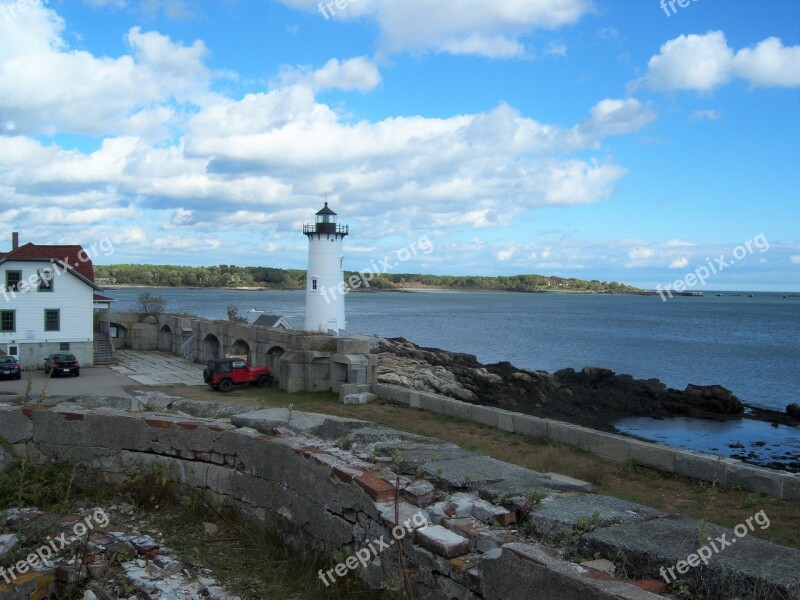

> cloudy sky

[{"left": 1, "top": 0, "right": 798, "bottom": 290}]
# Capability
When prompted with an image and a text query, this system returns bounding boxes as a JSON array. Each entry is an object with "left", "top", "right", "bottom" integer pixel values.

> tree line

[{"left": 94, "top": 264, "right": 640, "bottom": 293}]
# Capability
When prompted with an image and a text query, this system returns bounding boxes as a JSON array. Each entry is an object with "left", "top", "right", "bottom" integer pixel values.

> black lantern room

[{"left": 303, "top": 202, "right": 349, "bottom": 237}]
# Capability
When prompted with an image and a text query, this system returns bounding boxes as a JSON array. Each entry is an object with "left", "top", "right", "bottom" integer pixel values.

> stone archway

[
  {"left": 231, "top": 339, "right": 251, "bottom": 363},
  {"left": 266, "top": 346, "right": 285, "bottom": 383},
  {"left": 203, "top": 334, "right": 221, "bottom": 360},
  {"left": 159, "top": 325, "right": 173, "bottom": 353}
]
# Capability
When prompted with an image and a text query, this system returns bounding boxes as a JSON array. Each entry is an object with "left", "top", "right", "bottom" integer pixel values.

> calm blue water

[{"left": 109, "top": 288, "right": 800, "bottom": 413}]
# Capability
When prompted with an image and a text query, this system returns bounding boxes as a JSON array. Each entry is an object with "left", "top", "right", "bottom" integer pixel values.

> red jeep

[{"left": 203, "top": 358, "right": 274, "bottom": 392}]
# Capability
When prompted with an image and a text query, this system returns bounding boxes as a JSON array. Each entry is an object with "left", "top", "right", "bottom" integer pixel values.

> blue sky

[{"left": 0, "top": 0, "right": 798, "bottom": 290}]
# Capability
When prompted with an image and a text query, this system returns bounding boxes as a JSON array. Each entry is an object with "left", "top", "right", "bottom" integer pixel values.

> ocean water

[{"left": 109, "top": 287, "right": 800, "bottom": 413}]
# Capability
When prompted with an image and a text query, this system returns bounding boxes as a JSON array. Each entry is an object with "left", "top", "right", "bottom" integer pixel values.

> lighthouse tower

[{"left": 303, "top": 202, "right": 348, "bottom": 333}]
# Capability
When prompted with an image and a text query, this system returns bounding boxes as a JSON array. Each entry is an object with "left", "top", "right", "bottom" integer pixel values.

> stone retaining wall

[
  {"left": 0, "top": 403, "right": 666, "bottom": 600},
  {"left": 373, "top": 384, "right": 800, "bottom": 501},
  {"left": 1, "top": 400, "right": 798, "bottom": 599}
]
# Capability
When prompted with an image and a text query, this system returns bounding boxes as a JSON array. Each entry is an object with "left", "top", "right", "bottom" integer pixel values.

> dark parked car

[
  {"left": 0, "top": 356, "right": 21, "bottom": 380},
  {"left": 44, "top": 353, "right": 80, "bottom": 377}
]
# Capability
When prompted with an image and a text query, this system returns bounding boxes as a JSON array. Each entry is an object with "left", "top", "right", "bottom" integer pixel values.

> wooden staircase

[{"left": 93, "top": 321, "right": 115, "bottom": 365}]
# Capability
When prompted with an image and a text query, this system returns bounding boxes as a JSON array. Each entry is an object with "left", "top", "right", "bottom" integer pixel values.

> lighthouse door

[{"left": 327, "top": 318, "right": 339, "bottom": 336}]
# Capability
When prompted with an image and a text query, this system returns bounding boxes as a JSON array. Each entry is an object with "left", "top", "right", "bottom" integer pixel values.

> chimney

[{"left": 12, "top": 232, "right": 18, "bottom": 251}]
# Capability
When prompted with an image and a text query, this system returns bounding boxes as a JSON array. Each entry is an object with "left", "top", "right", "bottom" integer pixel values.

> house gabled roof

[
  {"left": 0, "top": 243, "right": 101, "bottom": 290},
  {"left": 253, "top": 314, "right": 292, "bottom": 329}
]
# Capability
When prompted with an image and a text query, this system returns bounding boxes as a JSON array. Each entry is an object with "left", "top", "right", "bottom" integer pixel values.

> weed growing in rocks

[
  {"left": 576, "top": 511, "right": 601, "bottom": 533},
  {"left": 120, "top": 462, "right": 172, "bottom": 509},
  {"left": 529, "top": 490, "right": 548, "bottom": 506},
  {"left": 0, "top": 456, "right": 77, "bottom": 512}
]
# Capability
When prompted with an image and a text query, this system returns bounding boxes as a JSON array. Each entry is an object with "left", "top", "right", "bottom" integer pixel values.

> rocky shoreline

[{"left": 375, "top": 338, "right": 800, "bottom": 471}]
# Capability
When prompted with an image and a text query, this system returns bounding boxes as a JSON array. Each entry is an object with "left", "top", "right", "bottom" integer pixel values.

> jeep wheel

[
  {"left": 218, "top": 378, "right": 233, "bottom": 393},
  {"left": 257, "top": 374, "right": 272, "bottom": 388}
]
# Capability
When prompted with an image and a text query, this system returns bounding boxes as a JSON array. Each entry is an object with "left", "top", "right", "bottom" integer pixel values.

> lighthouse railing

[{"left": 303, "top": 224, "right": 349, "bottom": 235}]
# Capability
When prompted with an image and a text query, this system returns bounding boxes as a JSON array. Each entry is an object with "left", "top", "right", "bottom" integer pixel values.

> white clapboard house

[{"left": 0, "top": 232, "right": 113, "bottom": 369}]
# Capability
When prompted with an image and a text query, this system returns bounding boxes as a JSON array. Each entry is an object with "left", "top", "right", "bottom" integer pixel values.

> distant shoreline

[
  {"left": 103, "top": 283, "right": 800, "bottom": 298},
  {"left": 104, "top": 284, "right": 800, "bottom": 296},
  {"left": 105, "top": 284, "right": 652, "bottom": 295}
]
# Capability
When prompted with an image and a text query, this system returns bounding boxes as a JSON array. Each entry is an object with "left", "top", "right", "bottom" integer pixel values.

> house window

[
  {"left": 59, "top": 342, "right": 70, "bottom": 351},
  {"left": 44, "top": 309, "right": 60, "bottom": 332},
  {"left": 312, "top": 279, "right": 318, "bottom": 290},
  {"left": 5, "top": 270, "right": 21, "bottom": 292},
  {"left": 0, "top": 311, "right": 14, "bottom": 332},
  {"left": 38, "top": 269, "right": 53, "bottom": 292}
]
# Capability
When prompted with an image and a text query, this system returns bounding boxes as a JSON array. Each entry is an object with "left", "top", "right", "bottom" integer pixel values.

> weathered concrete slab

[
  {"left": 511, "top": 414, "right": 548, "bottom": 439},
  {"left": 0, "top": 404, "right": 32, "bottom": 444},
  {"left": 441, "top": 398, "right": 473, "bottom": 420},
  {"left": 529, "top": 494, "right": 661, "bottom": 541},
  {"left": 231, "top": 409, "right": 370, "bottom": 439},
  {"left": 725, "top": 461, "right": 784, "bottom": 497},
  {"left": 371, "top": 439, "right": 472, "bottom": 469},
  {"left": 581, "top": 515, "right": 800, "bottom": 600},
  {"left": 471, "top": 405, "right": 500, "bottom": 428},
  {"left": 784, "top": 474, "right": 800, "bottom": 502},
  {"left": 420, "top": 455, "right": 589, "bottom": 499},
  {"left": 583, "top": 430, "right": 630, "bottom": 463},
  {"left": 674, "top": 449, "right": 727, "bottom": 485},
  {"left": 480, "top": 544, "right": 664, "bottom": 600},
  {"left": 544, "top": 473, "right": 592, "bottom": 492},
  {"left": 342, "top": 393, "right": 376, "bottom": 405},
  {"left": 112, "top": 350, "right": 205, "bottom": 387},
  {"left": 627, "top": 440, "right": 675, "bottom": 472},
  {"left": 547, "top": 421, "right": 590, "bottom": 448}
]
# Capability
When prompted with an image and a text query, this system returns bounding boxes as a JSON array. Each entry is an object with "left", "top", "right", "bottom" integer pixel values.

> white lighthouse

[{"left": 303, "top": 202, "right": 348, "bottom": 334}]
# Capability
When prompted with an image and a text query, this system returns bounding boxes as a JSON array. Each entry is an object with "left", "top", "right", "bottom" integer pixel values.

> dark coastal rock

[
  {"left": 376, "top": 337, "right": 744, "bottom": 432},
  {"left": 788, "top": 403, "right": 800, "bottom": 419}
]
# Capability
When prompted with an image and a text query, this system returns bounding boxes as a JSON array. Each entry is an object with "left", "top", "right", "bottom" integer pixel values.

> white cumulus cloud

[
  {"left": 669, "top": 257, "right": 689, "bottom": 269},
  {"left": 280, "top": 57, "right": 382, "bottom": 92},
  {"left": 277, "top": 0, "right": 594, "bottom": 58},
  {"left": 644, "top": 31, "right": 800, "bottom": 92}
]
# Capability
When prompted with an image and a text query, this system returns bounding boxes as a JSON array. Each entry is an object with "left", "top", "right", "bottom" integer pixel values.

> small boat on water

[{"left": 247, "top": 308, "right": 265, "bottom": 314}]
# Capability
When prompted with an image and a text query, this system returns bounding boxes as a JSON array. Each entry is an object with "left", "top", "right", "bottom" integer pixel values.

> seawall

[{"left": 372, "top": 384, "right": 800, "bottom": 502}]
